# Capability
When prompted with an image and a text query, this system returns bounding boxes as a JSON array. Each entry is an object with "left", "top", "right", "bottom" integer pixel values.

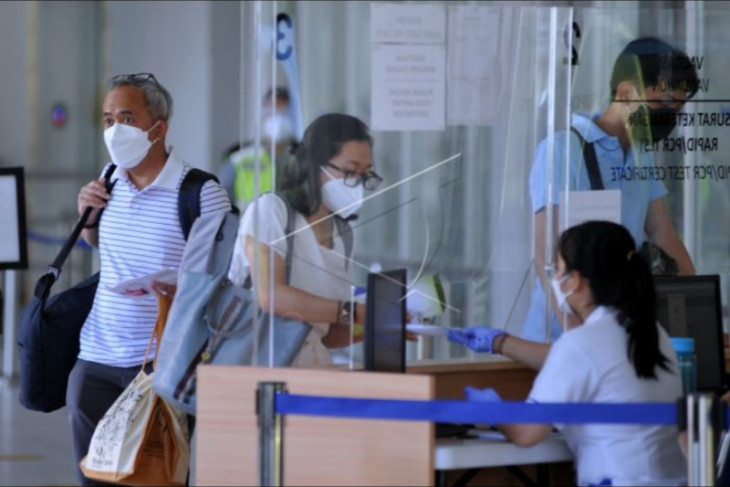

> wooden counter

[
  {"left": 325, "top": 357, "right": 538, "bottom": 400},
  {"left": 407, "top": 357, "right": 538, "bottom": 401},
  {"left": 196, "top": 360, "right": 560, "bottom": 486},
  {"left": 196, "top": 366, "right": 435, "bottom": 486}
]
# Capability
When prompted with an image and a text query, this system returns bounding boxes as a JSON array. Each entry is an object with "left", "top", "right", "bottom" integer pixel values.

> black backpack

[
  {"left": 570, "top": 127, "right": 678, "bottom": 275},
  {"left": 17, "top": 165, "right": 219, "bottom": 413}
]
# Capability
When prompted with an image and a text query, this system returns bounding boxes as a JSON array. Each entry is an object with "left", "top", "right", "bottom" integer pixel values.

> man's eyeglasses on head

[
  {"left": 324, "top": 163, "right": 383, "bottom": 191},
  {"left": 110, "top": 73, "right": 158, "bottom": 84}
]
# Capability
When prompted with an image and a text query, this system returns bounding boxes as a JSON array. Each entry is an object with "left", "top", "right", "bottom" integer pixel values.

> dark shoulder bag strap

[
  {"left": 333, "top": 216, "right": 354, "bottom": 270},
  {"left": 274, "top": 192, "right": 296, "bottom": 284},
  {"left": 275, "top": 195, "right": 352, "bottom": 276},
  {"left": 570, "top": 127, "right": 604, "bottom": 191},
  {"left": 42, "top": 163, "right": 117, "bottom": 295},
  {"left": 178, "top": 168, "right": 220, "bottom": 240}
]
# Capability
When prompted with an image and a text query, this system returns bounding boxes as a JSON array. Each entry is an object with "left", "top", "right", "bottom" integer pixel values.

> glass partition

[
  {"left": 552, "top": 5, "right": 730, "bottom": 344},
  {"left": 242, "top": 1, "right": 730, "bottom": 367},
  {"left": 240, "top": 0, "right": 571, "bottom": 367}
]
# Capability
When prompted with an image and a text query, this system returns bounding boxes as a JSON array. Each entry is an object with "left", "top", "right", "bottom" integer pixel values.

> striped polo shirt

[{"left": 78, "top": 151, "right": 230, "bottom": 367}]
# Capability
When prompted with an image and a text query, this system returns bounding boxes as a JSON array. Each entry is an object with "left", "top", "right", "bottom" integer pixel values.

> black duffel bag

[
  {"left": 17, "top": 164, "right": 116, "bottom": 412},
  {"left": 17, "top": 272, "right": 99, "bottom": 411}
]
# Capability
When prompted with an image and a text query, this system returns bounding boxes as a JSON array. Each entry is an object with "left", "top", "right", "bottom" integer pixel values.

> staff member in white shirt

[
  {"left": 450, "top": 221, "right": 686, "bottom": 486},
  {"left": 228, "top": 113, "right": 383, "bottom": 367}
]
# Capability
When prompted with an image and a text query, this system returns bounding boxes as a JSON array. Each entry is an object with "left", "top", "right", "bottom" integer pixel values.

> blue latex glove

[
  {"left": 464, "top": 386, "right": 502, "bottom": 428},
  {"left": 447, "top": 326, "right": 506, "bottom": 354},
  {"left": 464, "top": 386, "right": 502, "bottom": 402}
]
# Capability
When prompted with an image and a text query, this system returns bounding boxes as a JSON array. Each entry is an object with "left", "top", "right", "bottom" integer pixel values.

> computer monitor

[
  {"left": 364, "top": 269, "right": 407, "bottom": 373},
  {"left": 654, "top": 275, "right": 726, "bottom": 392}
]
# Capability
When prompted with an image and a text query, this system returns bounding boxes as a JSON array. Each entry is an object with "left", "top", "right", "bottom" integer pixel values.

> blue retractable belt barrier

[{"left": 276, "top": 394, "right": 686, "bottom": 425}]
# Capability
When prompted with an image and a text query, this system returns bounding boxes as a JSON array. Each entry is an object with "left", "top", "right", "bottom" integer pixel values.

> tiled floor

[{"left": 0, "top": 378, "right": 77, "bottom": 486}]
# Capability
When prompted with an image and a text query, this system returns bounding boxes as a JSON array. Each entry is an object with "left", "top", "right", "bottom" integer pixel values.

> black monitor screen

[
  {"left": 364, "top": 269, "right": 407, "bottom": 373},
  {"left": 654, "top": 275, "right": 726, "bottom": 392}
]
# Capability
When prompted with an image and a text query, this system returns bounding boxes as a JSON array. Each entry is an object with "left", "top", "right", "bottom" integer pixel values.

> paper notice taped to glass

[
  {"left": 558, "top": 190, "right": 621, "bottom": 233},
  {"left": 446, "top": 5, "right": 500, "bottom": 126}
]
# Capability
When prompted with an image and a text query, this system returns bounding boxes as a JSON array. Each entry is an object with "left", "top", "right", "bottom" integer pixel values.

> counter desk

[
  {"left": 195, "top": 357, "right": 574, "bottom": 486},
  {"left": 406, "top": 356, "right": 537, "bottom": 400}
]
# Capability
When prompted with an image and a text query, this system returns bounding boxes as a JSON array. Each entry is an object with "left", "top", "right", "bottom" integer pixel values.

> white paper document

[
  {"left": 446, "top": 5, "right": 500, "bottom": 126},
  {"left": 371, "top": 43, "right": 446, "bottom": 131},
  {"left": 558, "top": 190, "right": 621, "bottom": 232},
  {"left": 371, "top": 3, "right": 446, "bottom": 45},
  {"left": 108, "top": 268, "right": 178, "bottom": 299},
  {"left": 406, "top": 323, "right": 454, "bottom": 337}
]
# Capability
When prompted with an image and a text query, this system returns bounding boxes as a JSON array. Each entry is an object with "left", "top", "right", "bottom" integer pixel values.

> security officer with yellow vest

[{"left": 219, "top": 86, "right": 296, "bottom": 207}]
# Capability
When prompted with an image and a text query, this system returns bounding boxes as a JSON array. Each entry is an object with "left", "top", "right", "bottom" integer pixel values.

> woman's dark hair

[
  {"left": 280, "top": 113, "right": 373, "bottom": 216},
  {"left": 558, "top": 221, "right": 670, "bottom": 379},
  {"left": 610, "top": 36, "right": 700, "bottom": 99}
]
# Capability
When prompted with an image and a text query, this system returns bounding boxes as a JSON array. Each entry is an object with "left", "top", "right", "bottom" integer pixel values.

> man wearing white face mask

[
  {"left": 70, "top": 73, "right": 230, "bottom": 485},
  {"left": 218, "top": 86, "right": 297, "bottom": 207},
  {"left": 228, "top": 113, "right": 384, "bottom": 367}
]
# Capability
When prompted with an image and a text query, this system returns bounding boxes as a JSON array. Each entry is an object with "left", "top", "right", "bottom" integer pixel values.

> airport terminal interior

[{"left": 2, "top": 0, "right": 730, "bottom": 485}]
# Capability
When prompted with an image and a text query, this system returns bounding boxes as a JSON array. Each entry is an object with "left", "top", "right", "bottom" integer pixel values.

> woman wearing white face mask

[
  {"left": 227, "top": 113, "right": 383, "bottom": 367},
  {"left": 452, "top": 221, "right": 686, "bottom": 486}
]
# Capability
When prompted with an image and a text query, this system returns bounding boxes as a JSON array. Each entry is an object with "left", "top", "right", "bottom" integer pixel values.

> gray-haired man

[{"left": 69, "top": 73, "right": 230, "bottom": 485}]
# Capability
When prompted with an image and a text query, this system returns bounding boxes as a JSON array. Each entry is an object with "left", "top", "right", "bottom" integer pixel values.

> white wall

[
  {"left": 0, "top": 1, "right": 29, "bottom": 169},
  {"left": 106, "top": 1, "right": 214, "bottom": 169},
  {"left": 106, "top": 1, "right": 253, "bottom": 172}
]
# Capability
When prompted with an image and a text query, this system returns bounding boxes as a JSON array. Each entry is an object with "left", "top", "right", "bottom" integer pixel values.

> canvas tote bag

[{"left": 80, "top": 294, "right": 190, "bottom": 486}]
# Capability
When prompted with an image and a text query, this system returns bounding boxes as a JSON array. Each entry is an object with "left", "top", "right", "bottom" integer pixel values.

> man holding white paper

[
  {"left": 69, "top": 73, "right": 230, "bottom": 485},
  {"left": 522, "top": 37, "right": 698, "bottom": 344}
]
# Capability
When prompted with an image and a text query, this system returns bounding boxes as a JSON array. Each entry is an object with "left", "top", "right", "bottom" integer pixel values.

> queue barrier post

[
  {"left": 256, "top": 387, "right": 730, "bottom": 486},
  {"left": 256, "top": 382, "right": 287, "bottom": 487},
  {"left": 685, "top": 392, "right": 724, "bottom": 486}
]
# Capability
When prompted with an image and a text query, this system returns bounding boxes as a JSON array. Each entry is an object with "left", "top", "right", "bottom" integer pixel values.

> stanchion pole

[
  {"left": 257, "top": 382, "right": 287, "bottom": 487},
  {"left": 687, "top": 393, "right": 719, "bottom": 486},
  {"left": 2, "top": 270, "right": 17, "bottom": 379}
]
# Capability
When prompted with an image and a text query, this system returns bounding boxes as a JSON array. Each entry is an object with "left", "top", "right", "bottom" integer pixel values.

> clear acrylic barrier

[
  {"left": 548, "top": 5, "right": 730, "bottom": 343},
  {"left": 240, "top": 1, "right": 730, "bottom": 367}
]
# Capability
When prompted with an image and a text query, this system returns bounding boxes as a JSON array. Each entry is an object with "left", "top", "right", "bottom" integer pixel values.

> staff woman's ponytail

[
  {"left": 620, "top": 250, "right": 669, "bottom": 378},
  {"left": 558, "top": 221, "right": 670, "bottom": 379}
]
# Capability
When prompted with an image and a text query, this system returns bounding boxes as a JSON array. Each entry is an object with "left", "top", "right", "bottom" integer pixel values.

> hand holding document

[
  {"left": 406, "top": 323, "right": 456, "bottom": 337},
  {"left": 108, "top": 269, "right": 178, "bottom": 299}
]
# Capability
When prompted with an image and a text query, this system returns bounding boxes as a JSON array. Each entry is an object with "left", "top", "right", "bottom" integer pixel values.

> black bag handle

[
  {"left": 570, "top": 127, "right": 604, "bottom": 191},
  {"left": 37, "top": 164, "right": 118, "bottom": 298}
]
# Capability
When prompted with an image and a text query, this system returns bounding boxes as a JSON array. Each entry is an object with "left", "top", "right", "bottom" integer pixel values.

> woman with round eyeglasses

[{"left": 228, "top": 113, "right": 381, "bottom": 367}]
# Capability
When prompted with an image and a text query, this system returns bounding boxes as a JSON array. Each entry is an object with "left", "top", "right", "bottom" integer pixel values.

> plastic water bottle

[{"left": 670, "top": 337, "right": 697, "bottom": 395}]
